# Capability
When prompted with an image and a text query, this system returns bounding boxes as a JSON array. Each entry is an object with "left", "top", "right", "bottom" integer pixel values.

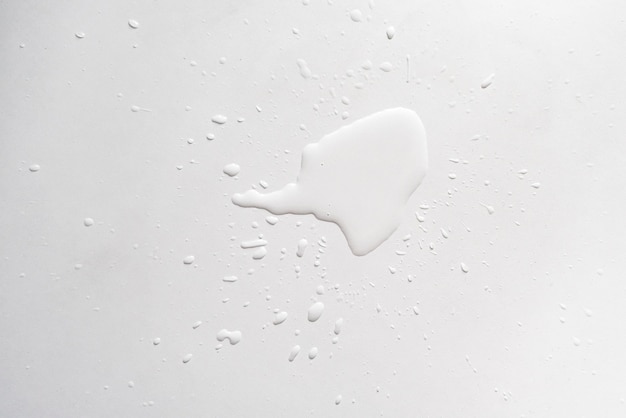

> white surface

[{"left": 1, "top": 0, "right": 625, "bottom": 417}]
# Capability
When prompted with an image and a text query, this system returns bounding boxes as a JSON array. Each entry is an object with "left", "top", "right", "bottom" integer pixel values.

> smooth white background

[{"left": 1, "top": 0, "right": 624, "bottom": 416}]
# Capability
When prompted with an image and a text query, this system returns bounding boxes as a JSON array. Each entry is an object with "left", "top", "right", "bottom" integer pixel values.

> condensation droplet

[
  {"left": 288, "top": 345, "right": 301, "bottom": 362},
  {"left": 223, "top": 163, "right": 240, "bottom": 177},
  {"left": 379, "top": 61, "right": 393, "bottom": 72},
  {"left": 75, "top": 32, "right": 85, "bottom": 39},
  {"left": 152, "top": 338, "right": 161, "bottom": 345},
  {"left": 349, "top": 9, "right": 363, "bottom": 22},
  {"left": 273, "top": 311, "right": 288, "bottom": 325},
  {"left": 308, "top": 347, "right": 318, "bottom": 359},
  {"left": 460, "top": 263, "right": 469, "bottom": 273},
  {"left": 128, "top": 19, "right": 140, "bottom": 29},
  {"left": 183, "top": 255, "right": 195, "bottom": 264},
  {"left": 307, "top": 301, "right": 324, "bottom": 322},
  {"left": 83, "top": 217, "right": 94, "bottom": 227},
  {"left": 211, "top": 114, "right": 228, "bottom": 124},
  {"left": 216, "top": 329, "right": 242, "bottom": 345},
  {"left": 29, "top": 164, "right": 40, "bottom": 172},
  {"left": 192, "top": 321, "right": 202, "bottom": 329},
  {"left": 481, "top": 73, "right": 495, "bottom": 89},
  {"left": 386, "top": 26, "right": 396, "bottom": 39},
  {"left": 182, "top": 354, "right": 192, "bottom": 363}
]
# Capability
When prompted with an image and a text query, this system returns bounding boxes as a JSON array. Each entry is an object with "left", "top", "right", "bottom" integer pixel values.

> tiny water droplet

[
  {"left": 334, "top": 318, "right": 343, "bottom": 335},
  {"left": 128, "top": 19, "right": 140, "bottom": 29},
  {"left": 223, "top": 163, "right": 240, "bottom": 177},
  {"left": 460, "top": 263, "right": 469, "bottom": 273},
  {"left": 296, "top": 238, "right": 308, "bottom": 257},
  {"left": 192, "top": 321, "right": 202, "bottom": 329},
  {"left": 265, "top": 216, "right": 278, "bottom": 225},
  {"left": 206, "top": 133, "right": 215, "bottom": 140},
  {"left": 182, "top": 354, "right": 193, "bottom": 363},
  {"left": 335, "top": 395, "right": 342, "bottom": 405},
  {"left": 273, "top": 311, "right": 288, "bottom": 325},
  {"left": 183, "top": 255, "right": 195, "bottom": 264},
  {"left": 531, "top": 182, "right": 541, "bottom": 189},
  {"left": 211, "top": 114, "right": 228, "bottom": 124},
  {"left": 29, "top": 164, "right": 40, "bottom": 172},
  {"left": 307, "top": 301, "right": 324, "bottom": 322},
  {"left": 128, "top": 381, "right": 135, "bottom": 388},
  {"left": 75, "top": 32, "right": 85, "bottom": 39},
  {"left": 152, "top": 338, "right": 161, "bottom": 345},
  {"left": 222, "top": 275, "right": 238, "bottom": 283},
  {"left": 216, "top": 329, "right": 242, "bottom": 345},
  {"left": 288, "top": 345, "right": 301, "bottom": 362},
  {"left": 386, "top": 26, "right": 396, "bottom": 39},
  {"left": 349, "top": 9, "right": 363, "bottom": 22},
  {"left": 308, "top": 347, "right": 318, "bottom": 359},
  {"left": 481, "top": 73, "right": 495, "bottom": 89},
  {"left": 379, "top": 61, "right": 393, "bottom": 72},
  {"left": 83, "top": 217, "right": 94, "bottom": 227}
]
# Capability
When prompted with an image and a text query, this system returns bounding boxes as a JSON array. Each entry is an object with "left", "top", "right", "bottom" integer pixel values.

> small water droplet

[
  {"left": 183, "top": 255, "right": 195, "bottom": 265},
  {"left": 252, "top": 246, "right": 267, "bottom": 260},
  {"left": 386, "top": 26, "right": 396, "bottom": 39},
  {"left": 308, "top": 347, "right": 318, "bottom": 359},
  {"left": 531, "top": 182, "right": 541, "bottom": 189},
  {"left": 288, "top": 345, "right": 301, "bottom": 362},
  {"left": 307, "top": 301, "right": 324, "bottom": 322},
  {"left": 223, "top": 163, "right": 240, "bottom": 177},
  {"left": 216, "top": 329, "right": 242, "bottom": 345},
  {"left": 481, "top": 73, "right": 495, "bottom": 89},
  {"left": 28, "top": 164, "right": 40, "bottom": 172},
  {"left": 349, "top": 9, "right": 363, "bottom": 22},
  {"left": 152, "top": 338, "right": 161, "bottom": 345},
  {"left": 296, "top": 238, "right": 308, "bottom": 257},
  {"left": 460, "top": 263, "right": 469, "bottom": 273},
  {"left": 222, "top": 275, "right": 238, "bottom": 283},
  {"left": 211, "top": 114, "right": 228, "bottom": 124},
  {"left": 334, "top": 318, "right": 344, "bottom": 335},
  {"left": 219, "top": 56, "right": 227, "bottom": 64},
  {"left": 75, "top": 32, "right": 85, "bottom": 39},
  {"left": 182, "top": 353, "right": 193, "bottom": 363},
  {"left": 128, "top": 381, "right": 135, "bottom": 388},
  {"left": 379, "top": 61, "right": 393, "bottom": 72},
  {"left": 273, "top": 311, "right": 288, "bottom": 325},
  {"left": 83, "top": 217, "right": 94, "bottom": 227},
  {"left": 335, "top": 395, "right": 343, "bottom": 405},
  {"left": 192, "top": 321, "right": 202, "bottom": 329},
  {"left": 128, "top": 19, "right": 140, "bottom": 29}
]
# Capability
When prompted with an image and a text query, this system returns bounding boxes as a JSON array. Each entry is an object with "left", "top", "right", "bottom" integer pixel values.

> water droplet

[
  {"left": 273, "top": 311, "right": 288, "bottom": 325},
  {"left": 75, "top": 32, "right": 85, "bottom": 39},
  {"left": 307, "top": 301, "right": 324, "bottom": 322},
  {"left": 219, "top": 56, "right": 227, "bottom": 64},
  {"left": 28, "top": 164, "right": 40, "bottom": 172},
  {"left": 413, "top": 306, "right": 420, "bottom": 315},
  {"left": 316, "top": 285, "right": 324, "bottom": 295},
  {"left": 216, "top": 329, "right": 242, "bottom": 345},
  {"left": 128, "top": 19, "right": 140, "bottom": 29},
  {"left": 448, "top": 173, "right": 457, "bottom": 179},
  {"left": 379, "top": 61, "right": 393, "bottom": 72},
  {"left": 335, "top": 395, "right": 343, "bottom": 405},
  {"left": 573, "top": 337, "right": 581, "bottom": 346},
  {"left": 183, "top": 255, "right": 195, "bottom": 264},
  {"left": 386, "top": 26, "right": 396, "bottom": 39},
  {"left": 308, "top": 347, "right": 318, "bottom": 359},
  {"left": 252, "top": 246, "right": 267, "bottom": 260},
  {"left": 296, "top": 238, "right": 308, "bottom": 257},
  {"left": 211, "top": 114, "right": 228, "bottom": 124},
  {"left": 481, "top": 73, "right": 495, "bottom": 89},
  {"left": 222, "top": 275, "right": 238, "bottom": 283},
  {"left": 152, "top": 338, "right": 161, "bottom": 345},
  {"left": 296, "top": 59, "right": 312, "bottom": 79},
  {"left": 531, "top": 182, "right": 541, "bottom": 189},
  {"left": 441, "top": 228, "right": 449, "bottom": 239},
  {"left": 192, "top": 321, "right": 202, "bottom": 329},
  {"left": 349, "top": 9, "right": 363, "bottom": 22},
  {"left": 334, "top": 318, "right": 343, "bottom": 335},
  {"left": 182, "top": 354, "right": 193, "bottom": 363},
  {"left": 241, "top": 239, "right": 268, "bottom": 249},
  {"left": 231, "top": 108, "right": 428, "bottom": 256},
  {"left": 480, "top": 203, "right": 495, "bottom": 214},
  {"left": 288, "top": 345, "right": 301, "bottom": 362},
  {"left": 460, "top": 263, "right": 469, "bottom": 273},
  {"left": 130, "top": 105, "right": 151, "bottom": 112},
  {"left": 223, "top": 163, "right": 240, "bottom": 177},
  {"left": 83, "top": 217, "right": 94, "bottom": 227},
  {"left": 128, "top": 381, "right": 135, "bottom": 388},
  {"left": 265, "top": 216, "right": 279, "bottom": 225}
]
